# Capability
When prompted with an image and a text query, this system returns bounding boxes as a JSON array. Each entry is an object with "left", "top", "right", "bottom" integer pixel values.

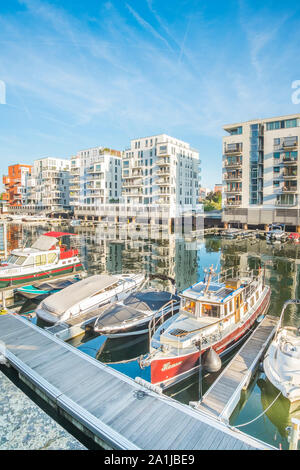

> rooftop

[
  {"left": 182, "top": 281, "right": 236, "bottom": 303},
  {"left": 224, "top": 113, "right": 300, "bottom": 130}
]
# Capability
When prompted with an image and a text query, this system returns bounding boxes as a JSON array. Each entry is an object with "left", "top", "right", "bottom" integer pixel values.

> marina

[
  {"left": 195, "top": 315, "right": 278, "bottom": 420},
  {"left": 0, "top": 313, "right": 275, "bottom": 450},
  {"left": 1, "top": 222, "right": 300, "bottom": 449}
]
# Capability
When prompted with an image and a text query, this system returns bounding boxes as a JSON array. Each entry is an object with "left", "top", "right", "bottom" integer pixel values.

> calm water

[{"left": 8, "top": 222, "right": 300, "bottom": 450}]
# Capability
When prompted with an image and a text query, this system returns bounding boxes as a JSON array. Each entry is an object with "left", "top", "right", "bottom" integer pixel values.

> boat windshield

[
  {"left": 7, "top": 255, "right": 27, "bottom": 266},
  {"left": 181, "top": 298, "right": 196, "bottom": 315}
]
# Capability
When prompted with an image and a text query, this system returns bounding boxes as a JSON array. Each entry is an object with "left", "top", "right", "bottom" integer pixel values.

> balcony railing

[
  {"left": 224, "top": 188, "right": 242, "bottom": 194},
  {"left": 224, "top": 145, "right": 242, "bottom": 155},
  {"left": 224, "top": 160, "right": 242, "bottom": 168},
  {"left": 282, "top": 186, "right": 298, "bottom": 193},
  {"left": 223, "top": 173, "right": 242, "bottom": 181},
  {"left": 225, "top": 200, "right": 242, "bottom": 206}
]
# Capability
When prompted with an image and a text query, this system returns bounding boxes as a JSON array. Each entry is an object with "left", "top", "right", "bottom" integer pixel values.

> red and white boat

[
  {"left": 140, "top": 267, "right": 271, "bottom": 389},
  {"left": 0, "top": 231, "right": 83, "bottom": 287}
]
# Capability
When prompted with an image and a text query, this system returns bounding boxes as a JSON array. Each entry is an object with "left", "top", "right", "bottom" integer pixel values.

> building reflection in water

[{"left": 5, "top": 222, "right": 300, "bottom": 449}]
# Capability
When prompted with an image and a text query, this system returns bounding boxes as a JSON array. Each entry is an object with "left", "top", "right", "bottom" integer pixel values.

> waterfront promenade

[{"left": 0, "top": 313, "right": 275, "bottom": 450}]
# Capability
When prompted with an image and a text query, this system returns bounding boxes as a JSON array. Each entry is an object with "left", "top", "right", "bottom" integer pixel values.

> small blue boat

[{"left": 16, "top": 276, "right": 81, "bottom": 300}]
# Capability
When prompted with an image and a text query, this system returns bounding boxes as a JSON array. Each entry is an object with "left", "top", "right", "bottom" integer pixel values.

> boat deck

[
  {"left": 195, "top": 315, "right": 278, "bottom": 420},
  {"left": 0, "top": 314, "right": 275, "bottom": 450}
]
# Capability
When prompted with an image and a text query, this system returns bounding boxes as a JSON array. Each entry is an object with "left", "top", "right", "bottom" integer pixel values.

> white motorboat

[
  {"left": 35, "top": 272, "right": 145, "bottom": 325},
  {"left": 264, "top": 300, "right": 300, "bottom": 410}
]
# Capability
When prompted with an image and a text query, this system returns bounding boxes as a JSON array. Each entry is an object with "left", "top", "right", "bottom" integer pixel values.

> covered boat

[
  {"left": 140, "top": 266, "right": 271, "bottom": 389},
  {"left": 0, "top": 232, "right": 83, "bottom": 287},
  {"left": 35, "top": 273, "right": 145, "bottom": 325},
  {"left": 264, "top": 300, "right": 300, "bottom": 411},
  {"left": 16, "top": 275, "right": 82, "bottom": 300},
  {"left": 93, "top": 290, "right": 180, "bottom": 337}
]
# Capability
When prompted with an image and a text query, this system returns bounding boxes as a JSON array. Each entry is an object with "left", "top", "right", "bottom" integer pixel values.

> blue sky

[{"left": 1, "top": 0, "right": 300, "bottom": 188}]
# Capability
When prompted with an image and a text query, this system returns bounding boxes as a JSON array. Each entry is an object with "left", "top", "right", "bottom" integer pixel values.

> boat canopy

[
  {"left": 95, "top": 291, "right": 177, "bottom": 329},
  {"left": 41, "top": 274, "right": 119, "bottom": 316},
  {"left": 31, "top": 235, "right": 58, "bottom": 251},
  {"left": 44, "top": 232, "right": 76, "bottom": 238}
]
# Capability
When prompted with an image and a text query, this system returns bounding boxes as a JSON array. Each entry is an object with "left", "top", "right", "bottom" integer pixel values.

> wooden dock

[
  {"left": 0, "top": 313, "right": 276, "bottom": 450},
  {"left": 195, "top": 315, "right": 278, "bottom": 422}
]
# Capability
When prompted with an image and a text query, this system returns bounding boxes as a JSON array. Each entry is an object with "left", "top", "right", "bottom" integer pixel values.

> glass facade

[
  {"left": 267, "top": 118, "right": 300, "bottom": 130},
  {"left": 249, "top": 124, "right": 264, "bottom": 205}
]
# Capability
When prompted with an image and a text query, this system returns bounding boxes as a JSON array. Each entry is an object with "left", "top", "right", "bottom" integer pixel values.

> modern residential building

[
  {"left": 72, "top": 146, "right": 122, "bottom": 217},
  {"left": 122, "top": 134, "right": 200, "bottom": 213},
  {"left": 222, "top": 113, "right": 300, "bottom": 230},
  {"left": 2, "top": 164, "right": 32, "bottom": 207},
  {"left": 30, "top": 157, "right": 71, "bottom": 212}
]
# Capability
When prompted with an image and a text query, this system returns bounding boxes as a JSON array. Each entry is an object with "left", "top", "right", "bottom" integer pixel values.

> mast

[{"left": 204, "top": 265, "right": 215, "bottom": 295}]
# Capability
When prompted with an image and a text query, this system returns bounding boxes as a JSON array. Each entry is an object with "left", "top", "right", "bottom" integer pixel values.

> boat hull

[
  {"left": 0, "top": 263, "right": 83, "bottom": 288},
  {"left": 150, "top": 287, "right": 271, "bottom": 388}
]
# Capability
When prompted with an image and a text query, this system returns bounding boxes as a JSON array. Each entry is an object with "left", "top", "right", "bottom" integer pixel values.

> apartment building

[
  {"left": 222, "top": 114, "right": 300, "bottom": 229},
  {"left": 2, "top": 164, "right": 32, "bottom": 207},
  {"left": 31, "top": 157, "right": 71, "bottom": 212},
  {"left": 122, "top": 134, "right": 200, "bottom": 213},
  {"left": 72, "top": 147, "right": 122, "bottom": 215}
]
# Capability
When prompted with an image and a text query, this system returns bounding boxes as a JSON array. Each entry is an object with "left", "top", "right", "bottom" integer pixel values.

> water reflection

[{"left": 6, "top": 222, "right": 300, "bottom": 449}]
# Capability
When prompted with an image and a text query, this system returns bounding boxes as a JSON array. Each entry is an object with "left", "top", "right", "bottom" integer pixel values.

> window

[
  {"left": 182, "top": 298, "right": 196, "bottom": 315},
  {"left": 274, "top": 152, "right": 280, "bottom": 159},
  {"left": 35, "top": 255, "right": 47, "bottom": 266},
  {"left": 15, "top": 256, "right": 26, "bottom": 266},
  {"left": 202, "top": 304, "right": 220, "bottom": 318},
  {"left": 48, "top": 253, "right": 57, "bottom": 264}
]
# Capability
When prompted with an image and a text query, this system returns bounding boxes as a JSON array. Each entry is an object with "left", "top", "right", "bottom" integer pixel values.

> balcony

[
  {"left": 224, "top": 144, "right": 242, "bottom": 155},
  {"left": 225, "top": 200, "right": 242, "bottom": 207},
  {"left": 282, "top": 157, "right": 298, "bottom": 165},
  {"left": 223, "top": 172, "right": 242, "bottom": 181},
  {"left": 123, "top": 179, "right": 143, "bottom": 187},
  {"left": 157, "top": 178, "right": 170, "bottom": 185},
  {"left": 224, "top": 187, "right": 242, "bottom": 194},
  {"left": 224, "top": 159, "right": 242, "bottom": 168},
  {"left": 282, "top": 185, "right": 297, "bottom": 193},
  {"left": 157, "top": 158, "right": 171, "bottom": 166},
  {"left": 283, "top": 170, "right": 297, "bottom": 179}
]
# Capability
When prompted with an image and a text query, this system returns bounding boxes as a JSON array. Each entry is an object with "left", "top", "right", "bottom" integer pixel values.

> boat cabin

[{"left": 180, "top": 278, "right": 243, "bottom": 321}]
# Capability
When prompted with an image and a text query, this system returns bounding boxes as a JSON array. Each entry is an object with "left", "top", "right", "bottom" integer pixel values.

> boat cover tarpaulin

[
  {"left": 31, "top": 235, "right": 58, "bottom": 251},
  {"left": 41, "top": 274, "right": 118, "bottom": 316},
  {"left": 95, "top": 291, "right": 177, "bottom": 328}
]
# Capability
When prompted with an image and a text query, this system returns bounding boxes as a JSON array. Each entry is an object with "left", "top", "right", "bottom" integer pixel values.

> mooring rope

[{"left": 231, "top": 391, "right": 282, "bottom": 429}]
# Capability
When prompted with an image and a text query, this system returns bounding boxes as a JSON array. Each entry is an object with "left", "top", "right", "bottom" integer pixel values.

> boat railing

[
  {"left": 148, "top": 299, "right": 179, "bottom": 351},
  {"left": 275, "top": 299, "right": 300, "bottom": 340}
]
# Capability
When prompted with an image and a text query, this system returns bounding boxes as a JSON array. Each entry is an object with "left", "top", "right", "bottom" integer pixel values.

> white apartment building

[
  {"left": 31, "top": 157, "right": 71, "bottom": 212},
  {"left": 223, "top": 114, "right": 300, "bottom": 229},
  {"left": 72, "top": 147, "right": 122, "bottom": 214},
  {"left": 122, "top": 134, "right": 200, "bottom": 213}
]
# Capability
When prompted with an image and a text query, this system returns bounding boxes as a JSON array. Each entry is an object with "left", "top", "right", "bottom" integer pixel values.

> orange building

[{"left": 3, "top": 164, "right": 32, "bottom": 207}]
